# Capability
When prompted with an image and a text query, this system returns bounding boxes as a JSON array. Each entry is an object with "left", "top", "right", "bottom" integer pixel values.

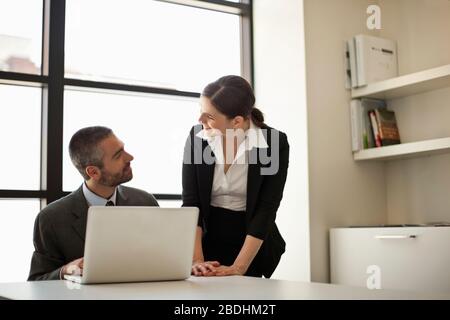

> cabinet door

[{"left": 330, "top": 227, "right": 450, "bottom": 293}]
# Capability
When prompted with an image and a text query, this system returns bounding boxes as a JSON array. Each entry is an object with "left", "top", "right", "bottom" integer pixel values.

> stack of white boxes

[{"left": 347, "top": 34, "right": 398, "bottom": 88}]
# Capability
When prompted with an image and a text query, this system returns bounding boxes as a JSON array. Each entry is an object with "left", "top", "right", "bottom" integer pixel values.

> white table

[{"left": 0, "top": 276, "right": 448, "bottom": 300}]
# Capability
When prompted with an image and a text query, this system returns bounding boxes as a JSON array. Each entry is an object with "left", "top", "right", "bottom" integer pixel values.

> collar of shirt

[
  {"left": 82, "top": 182, "right": 117, "bottom": 206},
  {"left": 195, "top": 119, "right": 269, "bottom": 162},
  {"left": 246, "top": 119, "right": 269, "bottom": 150}
]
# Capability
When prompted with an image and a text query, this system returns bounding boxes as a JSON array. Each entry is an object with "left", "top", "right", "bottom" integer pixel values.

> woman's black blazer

[{"left": 182, "top": 124, "right": 289, "bottom": 277}]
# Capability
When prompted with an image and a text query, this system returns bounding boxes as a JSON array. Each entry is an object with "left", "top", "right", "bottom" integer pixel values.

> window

[
  {"left": 63, "top": 89, "right": 199, "bottom": 194},
  {"left": 158, "top": 200, "right": 183, "bottom": 208},
  {"left": 65, "top": 0, "right": 241, "bottom": 92},
  {"left": 0, "top": 85, "right": 41, "bottom": 190},
  {"left": 0, "top": 0, "right": 251, "bottom": 283},
  {"left": 0, "top": 0, "right": 42, "bottom": 74},
  {"left": 0, "top": 199, "right": 40, "bottom": 282}
]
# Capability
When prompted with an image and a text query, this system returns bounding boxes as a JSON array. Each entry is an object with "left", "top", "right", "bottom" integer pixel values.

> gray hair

[{"left": 68, "top": 126, "right": 113, "bottom": 180}]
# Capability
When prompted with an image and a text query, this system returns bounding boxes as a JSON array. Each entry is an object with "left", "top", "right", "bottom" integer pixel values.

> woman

[{"left": 182, "top": 75, "right": 289, "bottom": 278}]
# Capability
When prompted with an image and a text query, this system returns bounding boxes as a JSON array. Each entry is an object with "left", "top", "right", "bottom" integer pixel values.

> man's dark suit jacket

[
  {"left": 28, "top": 185, "right": 159, "bottom": 281},
  {"left": 182, "top": 124, "right": 289, "bottom": 278}
]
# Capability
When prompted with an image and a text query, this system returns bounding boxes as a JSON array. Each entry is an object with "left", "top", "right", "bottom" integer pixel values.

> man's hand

[
  {"left": 191, "top": 261, "right": 221, "bottom": 276},
  {"left": 61, "top": 257, "right": 84, "bottom": 277}
]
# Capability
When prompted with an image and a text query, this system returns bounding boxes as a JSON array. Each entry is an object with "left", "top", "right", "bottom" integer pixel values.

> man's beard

[{"left": 99, "top": 167, "right": 133, "bottom": 187}]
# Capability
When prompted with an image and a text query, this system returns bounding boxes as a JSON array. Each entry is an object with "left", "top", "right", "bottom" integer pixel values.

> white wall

[
  {"left": 378, "top": 0, "right": 450, "bottom": 224},
  {"left": 253, "top": 0, "right": 310, "bottom": 282},
  {"left": 303, "top": 0, "right": 387, "bottom": 283},
  {"left": 254, "top": 0, "right": 450, "bottom": 283},
  {"left": 302, "top": 0, "right": 450, "bottom": 282}
]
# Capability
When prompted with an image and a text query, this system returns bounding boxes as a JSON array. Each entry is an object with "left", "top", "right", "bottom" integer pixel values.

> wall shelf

[
  {"left": 353, "top": 137, "right": 450, "bottom": 161},
  {"left": 351, "top": 64, "right": 450, "bottom": 100}
]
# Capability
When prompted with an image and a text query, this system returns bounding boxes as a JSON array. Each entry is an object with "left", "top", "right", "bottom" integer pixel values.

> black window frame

[{"left": 0, "top": 0, "right": 253, "bottom": 206}]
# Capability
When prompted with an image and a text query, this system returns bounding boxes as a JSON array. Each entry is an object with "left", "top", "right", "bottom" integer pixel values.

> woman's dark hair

[{"left": 202, "top": 75, "right": 265, "bottom": 128}]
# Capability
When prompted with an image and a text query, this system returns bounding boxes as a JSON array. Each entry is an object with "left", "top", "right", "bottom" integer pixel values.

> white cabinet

[{"left": 330, "top": 227, "right": 450, "bottom": 294}]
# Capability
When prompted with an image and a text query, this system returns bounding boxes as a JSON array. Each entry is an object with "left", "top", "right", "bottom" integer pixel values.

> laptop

[{"left": 64, "top": 206, "right": 199, "bottom": 284}]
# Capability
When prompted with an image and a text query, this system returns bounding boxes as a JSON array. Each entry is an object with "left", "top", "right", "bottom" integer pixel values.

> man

[{"left": 28, "top": 126, "right": 159, "bottom": 281}]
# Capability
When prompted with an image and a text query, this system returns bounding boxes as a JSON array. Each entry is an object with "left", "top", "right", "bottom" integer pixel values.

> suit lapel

[
  {"left": 71, "top": 186, "right": 90, "bottom": 242},
  {"left": 71, "top": 185, "right": 128, "bottom": 242},
  {"left": 246, "top": 148, "right": 264, "bottom": 223},
  {"left": 116, "top": 186, "right": 128, "bottom": 205},
  {"left": 200, "top": 141, "right": 215, "bottom": 219},
  {"left": 246, "top": 127, "right": 271, "bottom": 222}
]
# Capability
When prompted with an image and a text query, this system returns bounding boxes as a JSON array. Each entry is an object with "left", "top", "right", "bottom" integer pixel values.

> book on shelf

[
  {"left": 350, "top": 98, "right": 386, "bottom": 151},
  {"left": 369, "top": 110, "right": 382, "bottom": 147},
  {"left": 374, "top": 108, "right": 401, "bottom": 146}
]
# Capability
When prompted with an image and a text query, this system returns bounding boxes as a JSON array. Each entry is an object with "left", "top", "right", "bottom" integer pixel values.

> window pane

[
  {"left": 0, "top": 199, "right": 40, "bottom": 283},
  {"left": 0, "top": 0, "right": 42, "bottom": 74},
  {"left": 65, "top": 0, "right": 241, "bottom": 92},
  {"left": 158, "top": 200, "right": 182, "bottom": 208},
  {"left": 63, "top": 89, "right": 199, "bottom": 194},
  {"left": 0, "top": 85, "right": 41, "bottom": 190}
]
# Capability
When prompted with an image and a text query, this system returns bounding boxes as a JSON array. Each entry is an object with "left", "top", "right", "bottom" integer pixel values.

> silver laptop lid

[{"left": 82, "top": 206, "right": 198, "bottom": 284}]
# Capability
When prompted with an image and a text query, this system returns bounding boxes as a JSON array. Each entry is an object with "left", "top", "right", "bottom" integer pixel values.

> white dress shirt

[
  {"left": 196, "top": 120, "right": 268, "bottom": 212},
  {"left": 82, "top": 182, "right": 117, "bottom": 206}
]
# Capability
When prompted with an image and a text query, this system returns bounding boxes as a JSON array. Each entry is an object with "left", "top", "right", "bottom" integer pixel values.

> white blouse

[{"left": 196, "top": 120, "right": 268, "bottom": 212}]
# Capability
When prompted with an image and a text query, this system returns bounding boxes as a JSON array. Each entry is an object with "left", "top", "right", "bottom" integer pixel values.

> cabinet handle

[{"left": 375, "top": 235, "right": 417, "bottom": 239}]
